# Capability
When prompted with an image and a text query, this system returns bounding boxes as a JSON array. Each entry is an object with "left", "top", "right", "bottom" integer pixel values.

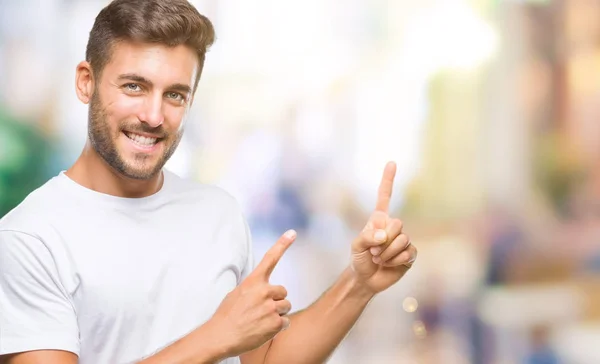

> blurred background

[{"left": 1, "top": 0, "right": 599, "bottom": 362}]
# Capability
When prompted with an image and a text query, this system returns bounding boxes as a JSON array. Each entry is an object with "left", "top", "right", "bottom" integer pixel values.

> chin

[
  {"left": 122, "top": 167, "right": 162, "bottom": 180},
  {"left": 113, "top": 159, "right": 164, "bottom": 181}
]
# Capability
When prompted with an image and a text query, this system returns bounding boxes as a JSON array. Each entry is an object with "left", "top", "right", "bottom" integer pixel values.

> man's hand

[
  {"left": 210, "top": 230, "right": 296, "bottom": 358},
  {"left": 350, "top": 161, "right": 418, "bottom": 294}
]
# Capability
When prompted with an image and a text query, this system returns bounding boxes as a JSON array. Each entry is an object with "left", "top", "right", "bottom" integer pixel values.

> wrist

[
  {"left": 344, "top": 266, "right": 377, "bottom": 303},
  {"left": 136, "top": 319, "right": 230, "bottom": 364},
  {"left": 191, "top": 318, "right": 233, "bottom": 363}
]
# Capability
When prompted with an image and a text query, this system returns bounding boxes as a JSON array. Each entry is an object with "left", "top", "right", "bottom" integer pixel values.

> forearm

[
  {"left": 138, "top": 320, "right": 230, "bottom": 364},
  {"left": 264, "top": 267, "right": 374, "bottom": 364}
]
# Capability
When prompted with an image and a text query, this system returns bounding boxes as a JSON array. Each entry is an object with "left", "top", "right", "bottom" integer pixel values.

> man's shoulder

[{"left": 0, "top": 176, "right": 61, "bottom": 234}]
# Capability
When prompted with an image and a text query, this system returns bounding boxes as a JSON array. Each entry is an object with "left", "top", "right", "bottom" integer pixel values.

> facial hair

[{"left": 87, "top": 90, "right": 183, "bottom": 180}]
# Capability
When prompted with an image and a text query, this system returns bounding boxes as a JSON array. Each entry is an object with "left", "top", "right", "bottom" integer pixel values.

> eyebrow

[{"left": 117, "top": 73, "right": 192, "bottom": 95}]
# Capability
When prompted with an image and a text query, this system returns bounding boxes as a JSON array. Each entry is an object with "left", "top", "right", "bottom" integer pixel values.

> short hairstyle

[{"left": 85, "top": 0, "right": 215, "bottom": 92}]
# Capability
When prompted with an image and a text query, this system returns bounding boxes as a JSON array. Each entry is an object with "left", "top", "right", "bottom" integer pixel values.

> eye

[
  {"left": 124, "top": 83, "right": 142, "bottom": 92},
  {"left": 166, "top": 92, "right": 184, "bottom": 102}
]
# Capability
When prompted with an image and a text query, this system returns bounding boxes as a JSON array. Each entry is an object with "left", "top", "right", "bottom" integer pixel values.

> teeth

[{"left": 126, "top": 132, "right": 157, "bottom": 146}]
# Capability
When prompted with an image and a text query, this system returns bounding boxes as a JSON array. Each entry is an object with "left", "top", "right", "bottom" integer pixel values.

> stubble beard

[{"left": 87, "top": 91, "right": 183, "bottom": 180}]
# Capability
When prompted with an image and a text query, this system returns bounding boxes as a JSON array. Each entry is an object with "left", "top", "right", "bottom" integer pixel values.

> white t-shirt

[{"left": 0, "top": 170, "right": 254, "bottom": 364}]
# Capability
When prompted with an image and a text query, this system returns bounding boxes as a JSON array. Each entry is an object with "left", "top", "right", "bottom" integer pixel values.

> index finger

[
  {"left": 375, "top": 161, "right": 397, "bottom": 213},
  {"left": 252, "top": 229, "right": 297, "bottom": 280}
]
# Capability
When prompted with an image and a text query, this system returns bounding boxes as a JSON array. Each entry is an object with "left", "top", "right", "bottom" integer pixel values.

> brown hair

[{"left": 86, "top": 0, "right": 215, "bottom": 92}]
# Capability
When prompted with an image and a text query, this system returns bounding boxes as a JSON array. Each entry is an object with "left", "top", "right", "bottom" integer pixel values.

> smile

[{"left": 123, "top": 131, "right": 160, "bottom": 147}]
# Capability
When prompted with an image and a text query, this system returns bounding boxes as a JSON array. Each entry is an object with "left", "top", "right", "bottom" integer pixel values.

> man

[{"left": 0, "top": 1, "right": 417, "bottom": 363}]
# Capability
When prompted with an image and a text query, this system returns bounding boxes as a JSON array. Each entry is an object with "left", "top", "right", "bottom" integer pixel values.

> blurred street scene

[{"left": 1, "top": 0, "right": 600, "bottom": 363}]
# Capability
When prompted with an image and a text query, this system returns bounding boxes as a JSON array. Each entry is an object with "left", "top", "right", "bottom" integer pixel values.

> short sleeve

[
  {"left": 238, "top": 219, "right": 255, "bottom": 283},
  {"left": 0, "top": 230, "right": 80, "bottom": 356}
]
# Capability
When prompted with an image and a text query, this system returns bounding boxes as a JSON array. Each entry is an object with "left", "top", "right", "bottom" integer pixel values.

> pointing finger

[
  {"left": 375, "top": 161, "right": 397, "bottom": 214},
  {"left": 366, "top": 210, "right": 389, "bottom": 231},
  {"left": 253, "top": 229, "right": 296, "bottom": 280}
]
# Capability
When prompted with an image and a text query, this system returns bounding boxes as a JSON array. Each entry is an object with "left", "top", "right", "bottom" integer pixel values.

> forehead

[{"left": 101, "top": 41, "right": 198, "bottom": 86}]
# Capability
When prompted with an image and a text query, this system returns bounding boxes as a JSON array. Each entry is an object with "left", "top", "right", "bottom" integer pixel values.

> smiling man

[{"left": 0, "top": 1, "right": 417, "bottom": 364}]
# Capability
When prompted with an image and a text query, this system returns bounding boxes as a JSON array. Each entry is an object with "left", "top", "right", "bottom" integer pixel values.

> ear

[{"left": 75, "top": 61, "right": 95, "bottom": 104}]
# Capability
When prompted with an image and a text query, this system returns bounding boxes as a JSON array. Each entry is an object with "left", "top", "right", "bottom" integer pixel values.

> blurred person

[
  {"left": 525, "top": 326, "right": 560, "bottom": 364},
  {"left": 0, "top": 1, "right": 417, "bottom": 364},
  {"left": 0, "top": 106, "right": 55, "bottom": 218}
]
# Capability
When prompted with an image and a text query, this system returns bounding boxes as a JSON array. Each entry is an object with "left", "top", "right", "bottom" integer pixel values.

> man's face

[{"left": 88, "top": 42, "right": 198, "bottom": 180}]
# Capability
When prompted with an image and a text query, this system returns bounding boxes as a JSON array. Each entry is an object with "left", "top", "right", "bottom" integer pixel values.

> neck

[{"left": 66, "top": 141, "right": 164, "bottom": 198}]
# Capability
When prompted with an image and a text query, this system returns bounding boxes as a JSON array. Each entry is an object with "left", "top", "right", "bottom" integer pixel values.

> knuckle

[
  {"left": 269, "top": 284, "right": 287, "bottom": 298},
  {"left": 236, "top": 285, "right": 250, "bottom": 297},
  {"left": 269, "top": 300, "right": 278, "bottom": 314},
  {"left": 276, "top": 302, "right": 286, "bottom": 315},
  {"left": 393, "top": 218, "right": 404, "bottom": 230},
  {"left": 261, "top": 301, "right": 275, "bottom": 318},
  {"left": 278, "top": 285, "right": 288, "bottom": 298},
  {"left": 387, "top": 249, "right": 408, "bottom": 263},
  {"left": 238, "top": 279, "right": 251, "bottom": 290},
  {"left": 402, "top": 233, "right": 410, "bottom": 244},
  {"left": 267, "top": 255, "right": 278, "bottom": 268},
  {"left": 260, "top": 284, "right": 271, "bottom": 298},
  {"left": 271, "top": 315, "right": 285, "bottom": 331}
]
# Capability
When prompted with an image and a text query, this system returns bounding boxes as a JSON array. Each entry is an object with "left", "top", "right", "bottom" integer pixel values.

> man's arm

[
  {"left": 241, "top": 267, "right": 373, "bottom": 364},
  {"left": 2, "top": 320, "right": 230, "bottom": 364},
  {"left": 136, "top": 319, "right": 231, "bottom": 364},
  {"left": 243, "top": 162, "right": 418, "bottom": 364},
  {"left": 3, "top": 312, "right": 263, "bottom": 364},
  {"left": 3, "top": 301, "right": 269, "bottom": 364},
  {"left": 0, "top": 232, "right": 81, "bottom": 362},
  {"left": 1, "top": 351, "right": 77, "bottom": 364},
  {"left": 1, "top": 231, "right": 298, "bottom": 364},
  {"left": 4, "top": 270, "right": 370, "bottom": 364}
]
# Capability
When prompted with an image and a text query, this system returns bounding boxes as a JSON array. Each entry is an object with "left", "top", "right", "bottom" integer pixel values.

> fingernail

[
  {"left": 403, "top": 257, "right": 416, "bottom": 268},
  {"left": 370, "top": 247, "right": 382, "bottom": 256},
  {"left": 284, "top": 230, "right": 297, "bottom": 239},
  {"left": 372, "top": 256, "right": 382, "bottom": 264},
  {"left": 374, "top": 230, "right": 387, "bottom": 242}
]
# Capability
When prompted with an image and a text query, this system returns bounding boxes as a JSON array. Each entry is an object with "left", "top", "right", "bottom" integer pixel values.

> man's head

[{"left": 75, "top": 0, "right": 215, "bottom": 180}]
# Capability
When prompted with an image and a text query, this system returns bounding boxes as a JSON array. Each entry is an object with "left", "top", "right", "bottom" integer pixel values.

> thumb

[
  {"left": 250, "top": 229, "right": 297, "bottom": 281},
  {"left": 352, "top": 228, "right": 388, "bottom": 253}
]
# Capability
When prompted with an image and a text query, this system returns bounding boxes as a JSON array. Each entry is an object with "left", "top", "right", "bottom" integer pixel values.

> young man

[{"left": 0, "top": 1, "right": 417, "bottom": 363}]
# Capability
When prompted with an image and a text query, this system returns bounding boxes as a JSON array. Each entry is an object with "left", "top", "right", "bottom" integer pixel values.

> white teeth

[{"left": 126, "top": 132, "right": 157, "bottom": 146}]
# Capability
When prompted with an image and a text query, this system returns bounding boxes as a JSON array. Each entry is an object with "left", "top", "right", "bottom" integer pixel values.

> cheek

[
  {"left": 105, "top": 97, "right": 144, "bottom": 128},
  {"left": 165, "top": 107, "right": 188, "bottom": 132}
]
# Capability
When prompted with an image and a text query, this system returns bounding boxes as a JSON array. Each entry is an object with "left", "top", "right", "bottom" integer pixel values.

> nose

[{"left": 139, "top": 93, "right": 165, "bottom": 128}]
